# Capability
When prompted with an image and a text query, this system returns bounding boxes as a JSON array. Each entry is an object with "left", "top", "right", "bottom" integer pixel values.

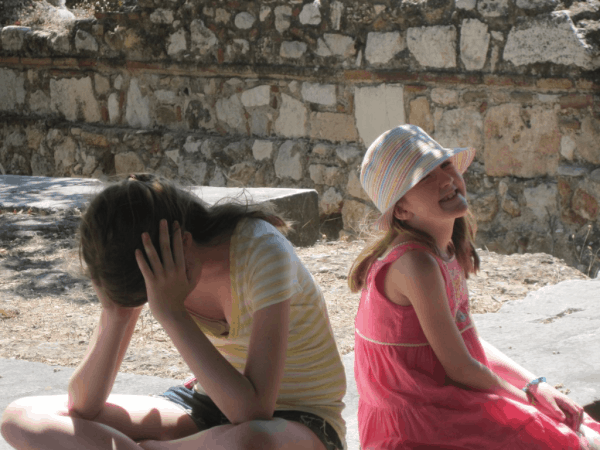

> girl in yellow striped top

[{"left": 1, "top": 174, "right": 347, "bottom": 450}]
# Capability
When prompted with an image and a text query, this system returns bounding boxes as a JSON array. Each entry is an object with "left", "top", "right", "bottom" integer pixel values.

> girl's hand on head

[
  {"left": 530, "top": 382, "right": 584, "bottom": 431},
  {"left": 135, "top": 219, "right": 192, "bottom": 322}
]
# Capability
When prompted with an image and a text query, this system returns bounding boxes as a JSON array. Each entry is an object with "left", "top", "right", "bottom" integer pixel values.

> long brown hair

[
  {"left": 348, "top": 211, "right": 480, "bottom": 293},
  {"left": 80, "top": 173, "right": 289, "bottom": 307}
]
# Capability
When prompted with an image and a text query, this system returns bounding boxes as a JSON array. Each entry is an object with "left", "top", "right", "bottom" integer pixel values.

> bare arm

[
  {"left": 385, "top": 251, "right": 528, "bottom": 403},
  {"left": 67, "top": 281, "right": 142, "bottom": 419},
  {"left": 136, "top": 220, "right": 290, "bottom": 424}
]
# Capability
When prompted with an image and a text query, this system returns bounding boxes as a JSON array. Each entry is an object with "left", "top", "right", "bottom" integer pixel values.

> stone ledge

[{"left": 0, "top": 175, "right": 320, "bottom": 247}]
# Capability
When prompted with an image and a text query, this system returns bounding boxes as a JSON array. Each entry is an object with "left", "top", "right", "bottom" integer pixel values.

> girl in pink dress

[{"left": 348, "top": 124, "right": 600, "bottom": 449}]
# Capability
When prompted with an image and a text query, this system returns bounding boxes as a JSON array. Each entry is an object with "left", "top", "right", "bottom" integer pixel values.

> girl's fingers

[
  {"left": 171, "top": 221, "right": 185, "bottom": 268},
  {"left": 142, "top": 231, "right": 164, "bottom": 276},
  {"left": 158, "top": 219, "right": 175, "bottom": 271},
  {"left": 135, "top": 248, "right": 153, "bottom": 281}
]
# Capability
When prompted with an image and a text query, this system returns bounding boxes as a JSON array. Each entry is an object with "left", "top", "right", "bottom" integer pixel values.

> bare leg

[
  {"left": 1, "top": 394, "right": 198, "bottom": 450},
  {"left": 139, "top": 418, "right": 327, "bottom": 450}
]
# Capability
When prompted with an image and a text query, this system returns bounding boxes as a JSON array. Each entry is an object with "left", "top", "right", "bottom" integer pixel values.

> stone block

[
  {"left": 191, "top": 20, "right": 218, "bottom": 55},
  {"left": 336, "top": 146, "right": 361, "bottom": 164},
  {"left": 354, "top": 84, "right": 405, "bottom": 148},
  {"left": 150, "top": 9, "right": 174, "bottom": 24},
  {"left": 573, "top": 117, "right": 600, "bottom": 165},
  {"left": 469, "top": 192, "right": 498, "bottom": 223},
  {"left": 516, "top": 0, "right": 558, "bottom": 10},
  {"left": 280, "top": 41, "right": 307, "bottom": 59},
  {"left": 167, "top": 29, "right": 187, "bottom": 56},
  {"left": 460, "top": 19, "right": 490, "bottom": 71},
  {"left": 477, "top": 0, "right": 510, "bottom": 17},
  {"left": 235, "top": 12, "right": 255, "bottom": 29},
  {"left": 301, "top": 83, "right": 336, "bottom": 106},
  {"left": 274, "top": 5, "right": 292, "bottom": 33},
  {"left": 365, "top": 32, "right": 405, "bottom": 65},
  {"left": 1, "top": 26, "right": 30, "bottom": 52},
  {"left": 561, "top": 136, "right": 576, "bottom": 160},
  {"left": 524, "top": 183, "right": 558, "bottom": 220},
  {"left": 309, "top": 164, "right": 343, "bottom": 186},
  {"left": 75, "top": 30, "right": 98, "bottom": 53},
  {"left": 125, "top": 78, "right": 151, "bottom": 128},
  {"left": 455, "top": 0, "right": 476, "bottom": 9},
  {"left": 252, "top": 140, "right": 274, "bottom": 160},
  {"left": 0, "top": 69, "right": 25, "bottom": 111},
  {"left": 572, "top": 188, "right": 599, "bottom": 221},
  {"left": 274, "top": 94, "right": 307, "bottom": 138},
  {"left": 434, "top": 107, "right": 483, "bottom": 154},
  {"left": 299, "top": 2, "right": 321, "bottom": 25},
  {"left": 50, "top": 77, "right": 101, "bottom": 123},
  {"left": 484, "top": 104, "right": 560, "bottom": 177},
  {"left": 316, "top": 34, "right": 355, "bottom": 58},
  {"left": 275, "top": 140, "right": 305, "bottom": 181},
  {"left": 504, "top": 12, "right": 596, "bottom": 70},
  {"left": 407, "top": 26, "right": 457, "bottom": 69},
  {"left": 431, "top": 88, "right": 458, "bottom": 106},
  {"left": 309, "top": 112, "right": 358, "bottom": 142},
  {"left": 241, "top": 85, "right": 271, "bottom": 108},
  {"left": 320, "top": 186, "right": 343, "bottom": 215},
  {"left": 114, "top": 152, "right": 145, "bottom": 174},
  {"left": 408, "top": 97, "right": 434, "bottom": 135}
]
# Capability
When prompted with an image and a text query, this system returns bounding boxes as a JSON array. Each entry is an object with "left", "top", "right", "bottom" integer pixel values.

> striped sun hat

[{"left": 360, "top": 124, "right": 476, "bottom": 231}]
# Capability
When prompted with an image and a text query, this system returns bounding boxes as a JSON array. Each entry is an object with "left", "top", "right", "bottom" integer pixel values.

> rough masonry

[{"left": 0, "top": 0, "right": 599, "bottom": 274}]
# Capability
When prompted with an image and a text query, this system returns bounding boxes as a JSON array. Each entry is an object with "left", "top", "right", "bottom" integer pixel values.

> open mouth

[{"left": 440, "top": 190, "right": 457, "bottom": 202}]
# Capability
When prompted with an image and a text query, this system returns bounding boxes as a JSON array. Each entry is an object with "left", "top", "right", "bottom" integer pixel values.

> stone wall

[{"left": 1, "top": 0, "right": 600, "bottom": 273}]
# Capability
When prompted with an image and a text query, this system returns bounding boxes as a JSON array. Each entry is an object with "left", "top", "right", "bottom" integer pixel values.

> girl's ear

[
  {"left": 182, "top": 231, "right": 193, "bottom": 247},
  {"left": 393, "top": 202, "right": 413, "bottom": 221}
]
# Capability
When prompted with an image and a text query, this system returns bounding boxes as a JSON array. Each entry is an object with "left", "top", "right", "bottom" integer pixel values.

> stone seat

[{"left": 0, "top": 175, "right": 319, "bottom": 247}]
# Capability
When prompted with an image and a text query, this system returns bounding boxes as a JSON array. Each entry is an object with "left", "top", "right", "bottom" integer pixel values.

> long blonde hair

[{"left": 348, "top": 212, "right": 480, "bottom": 293}]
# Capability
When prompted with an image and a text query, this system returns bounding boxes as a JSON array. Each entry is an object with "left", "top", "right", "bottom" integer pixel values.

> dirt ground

[{"left": 0, "top": 208, "right": 588, "bottom": 381}]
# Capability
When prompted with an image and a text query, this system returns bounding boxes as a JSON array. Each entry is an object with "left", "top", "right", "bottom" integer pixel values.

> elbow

[
  {"left": 67, "top": 382, "right": 102, "bottom": 421},
  {"left": 445, "top": 359, "right": 482, "bottom": 386},
  {"left": 227, "top": 401, "right": 275, "bottom": 425}
]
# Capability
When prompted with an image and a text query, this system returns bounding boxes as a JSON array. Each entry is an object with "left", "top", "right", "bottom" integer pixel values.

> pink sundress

[{"left": 355, "top": 241, "right": 600, "bottom": 449}]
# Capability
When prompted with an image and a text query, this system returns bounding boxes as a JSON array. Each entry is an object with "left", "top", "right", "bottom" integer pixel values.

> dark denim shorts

[{"left": 158, "top": 384, "right": 344, "bottom": 450}]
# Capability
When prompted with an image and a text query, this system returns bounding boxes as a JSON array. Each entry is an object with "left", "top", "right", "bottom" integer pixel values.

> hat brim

[{"left": 373, "top": 146, "right": 476, "bottom": 232}]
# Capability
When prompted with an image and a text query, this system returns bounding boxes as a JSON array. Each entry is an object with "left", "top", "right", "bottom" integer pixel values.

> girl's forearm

[
  {"left": 68, "top": 308, "right": 141, "bottom": 418},
  {"left": 480, "top": 338, "right": 536, "bottom": 388},
  {"left": 158, "top": 312, "right": 265, "bottom": 424}
]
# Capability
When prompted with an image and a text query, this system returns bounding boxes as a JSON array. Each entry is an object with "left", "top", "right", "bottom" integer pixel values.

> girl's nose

[{"left": 438, "top": 168, "right": 454, "bottom": 186}]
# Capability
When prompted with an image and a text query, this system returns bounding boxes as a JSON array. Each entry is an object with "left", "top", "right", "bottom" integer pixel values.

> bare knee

[
  {"left": 1, "top": 396, "right": 67, "bottom": 446},
  {"left": 229, "top": 419, "right": 287, "bottom": 450}
]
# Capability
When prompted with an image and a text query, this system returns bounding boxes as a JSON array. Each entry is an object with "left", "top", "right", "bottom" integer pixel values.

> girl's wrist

[{"left": 522, "top": 376, "right": 546, "bottom": 405}]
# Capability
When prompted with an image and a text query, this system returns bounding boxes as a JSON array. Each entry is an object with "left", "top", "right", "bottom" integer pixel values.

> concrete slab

[
  {"left": 474, "top": 279, "right": 600, "bottom": 407},
  {"left": 0, "top": 175, "right": 320, "bottom": 247},
  {"left": 0, "top": 355, "right": 360, "bottom": 450}
]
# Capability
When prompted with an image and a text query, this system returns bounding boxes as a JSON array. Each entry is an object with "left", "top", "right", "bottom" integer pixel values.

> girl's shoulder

[{"left": 379, "top": 239, "right": 436, "bottom": 263}]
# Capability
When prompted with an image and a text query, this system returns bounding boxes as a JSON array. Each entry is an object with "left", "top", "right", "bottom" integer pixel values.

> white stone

[
  {"left": 431, "top": 88, "right": 459, "bottom": 106},
  {"left": 301, "top": 83, "right": 336, "bottom": 106},
  {"left": 309, "top": 164, "right": 342, "bottom": 186},
  {"left": 491, "top": 31, "right": 504, "bottom": 41},
  {"left": 320, "top": 187, "right": 343, "bottom": 215},
  {"left": 330, "top": 1, "right": 344, "bottom": 30},
  {"left": 165, "top": 149, "right": 179, "bottom": 164},
  {"left": 504, "top": 12, "right": 597, "bottom": 70},
  {"left": 155, "top": 90, "right": 178, "bottom": 105},
  {"left": 524, "top": 183, "right": 558, "bottom": 220},
  {"left": 228, "top": 39, "right": 250, "bottom": 56},
  {"left": 235, "top": 12, "right": 255, "bottom": 30},
  {"left": 209, "top": 169, "right": 226, "bottom": 187},
  {"left": 167, "top": 29, "right": 187, "bottom": 56},
  {"left": 0, "top": 69, "right": 25, "bottom": 111},
  {"left": 29, "top": 90, "right": 50, "bottom": 114},
  {"left": 477, "top": 0, "right": 510, "bottom": 17},
  {"left": 354, "top": 84, "right": 405, "bottom": 148},
  {"left": 114, "top": 75, "right": 124, "bottom": 90},
  {"left": 260, "top": 6, "right": 271, "bottom": 21},
  {"left": 455, "top": 0, "right": 476, "bottom": 9},
  {"left": 365, "top": 32, "right": 406, "bottom": 65},
  {"left": 336, "top": 146, "right": 361, "bottom": 164},
  {"left": 215, "top": 9, "right": 230, "bottom": 24},
  {"left": 288, "top": 81, "right": 300, "bottom": 94},
  {"left": 94, "top": 74, "right": 110, "bottom": 96},
  {"left": 49, "top": 31, "right": 70, "bottom": 54},
  {"left": 1, "top": 26, "right": 29, "bottom": 52},
  {"left": 434, "top": 108, "right": 483, "bottom": 151},
  {"left": 557, "top": 166, "right": 587, "bottom": 177},
  {"left": 216, "top": 94, "right": 245, "bottom": 132},
  {"left": 316, "top": 34, "right": 356, "bottom": 57},
  {"left": 274, "top": 5, "right": 292, "bottom": 33},
  {"left": 108, "top": 93, "right": 120, "bottom": 124},
  {"left": 460, "top": 19, "right": 490, "bottom": 71},
  {"left": 252, "top": 140, "right": 274, "bottom": 160},
  {"left": 54, "top": 138, "right": 77, "bottom": 171},
  {"left": 115, "top": 152, "right": 145, "bottom": 175},
  {"left": 280, "top": 41, "right": 307, "bottom": 59},
  {"left": 241, "top": 85, "right": 271, "bottom": 108},
  {"left": 347, "top": 169, "right": 370, "bottom": 201},
  {"left": 75, "top": 30, "right": 98, "bottom": 52},
  {"left": 50, "top": 76, "right": 101, "bottom": 123},
  {"left": 299, "top": 1, "right": 321, "bottom": 25},
  {"left": 191, "top": 19, "right": 218, "bottom": 54},
  {"left": 274, "top": 94, "right": 307, "bottom": 138},
  {"left": 182, "top": 162, "right": 207, "bottom": 184},
  {"left": 407, "top": 26, "right": 457, "bottom": 68},
  {"left": 516, "top": 0, "right": 558, "bottom": 9},
  {"left": 125, "top": 78, "right": 151, "bottom": 128},
  {"left": 561, "top": 135, "right": 576, "bottom": 160},
  {"left": 184, "top": 137, "right": 202, "bottom": 153},
  {"left": 275, "top": 141, "right": 304, "bottom": 180},
  {"left": 150, "top": 9, "right": 174, "bottom": 24},
  {"left": 538, "top": 94, "right": 558, "bottom": 102},
  {"left": 374, "top": 5, "right": 386, "bottom": 14}
]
